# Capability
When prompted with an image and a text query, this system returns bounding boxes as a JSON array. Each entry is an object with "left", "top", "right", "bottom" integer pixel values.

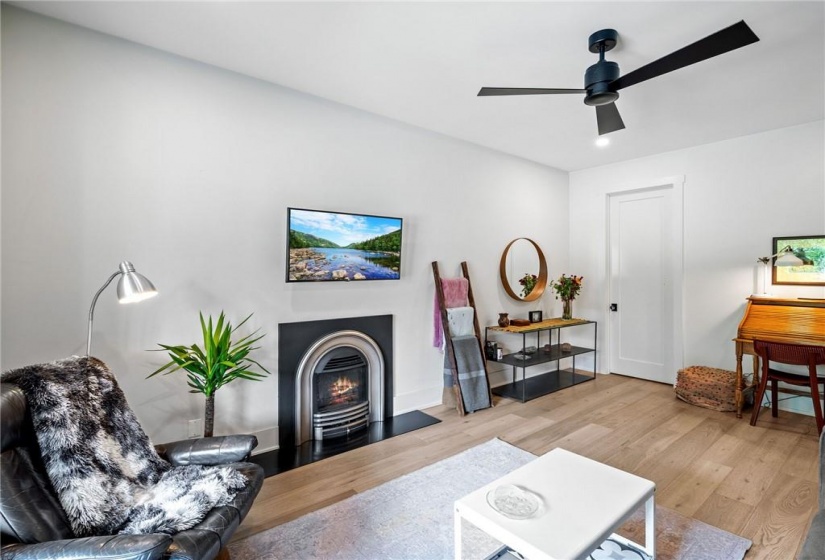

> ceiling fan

[{"left": 478, "top": 21, "right": 759, "bottom": 135}]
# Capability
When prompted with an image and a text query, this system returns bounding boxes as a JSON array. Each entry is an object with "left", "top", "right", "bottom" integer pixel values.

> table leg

[
  {"left": 454, "top": 507, "right": 462, "bottom": 560},
  {"left": 646, "top": 494, "right": 656, "bottom": 559}
]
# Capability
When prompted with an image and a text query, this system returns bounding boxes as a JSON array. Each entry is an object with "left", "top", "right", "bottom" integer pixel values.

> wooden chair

[{"left": 750, "top": 340, "right": 825, "bottom": 434}]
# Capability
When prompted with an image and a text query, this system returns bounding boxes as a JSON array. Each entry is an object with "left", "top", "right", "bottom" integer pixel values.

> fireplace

[
  {"left": 258, "top": 315, "right": 439, "bottom": 477},
  {"left": 279, "top": 315, "right": 393, "bottom": 447},
  {"left": 294, "top": 329, "right": 385, "bottom": 445}
]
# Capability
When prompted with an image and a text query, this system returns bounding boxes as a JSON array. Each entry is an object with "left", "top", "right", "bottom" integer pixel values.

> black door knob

[{"left": 609, "top": 303, "right": 618, "bottom": 312}]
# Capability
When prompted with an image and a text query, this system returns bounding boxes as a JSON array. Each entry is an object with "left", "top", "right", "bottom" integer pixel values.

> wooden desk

[{"left": 734, "top": 296, "right": 825, "bottom": 418}]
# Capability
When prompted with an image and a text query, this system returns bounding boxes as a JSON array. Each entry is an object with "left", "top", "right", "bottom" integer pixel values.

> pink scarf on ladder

[{"left": 433, "top": 277, "right": 469, "bottom": 348}]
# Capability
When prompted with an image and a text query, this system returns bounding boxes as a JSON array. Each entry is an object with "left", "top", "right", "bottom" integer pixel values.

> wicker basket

[{"left": 674, "top": 366, "right": 738, "bottom": 412}]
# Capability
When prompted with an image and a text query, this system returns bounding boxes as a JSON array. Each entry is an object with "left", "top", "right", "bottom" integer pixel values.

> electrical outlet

[{"left": 187, "top": 419, "right": 203, "bottom": 439}]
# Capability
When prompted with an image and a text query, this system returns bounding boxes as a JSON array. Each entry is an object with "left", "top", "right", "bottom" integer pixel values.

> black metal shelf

[
  {"left": 492, "top": 370, "right": 593, "bottom": 401},
  {"left": 495, "top": 344, "right": 594, "bottom": 368},
  {"left": 485, "top": 319, "right": 597, "bottom": 403}
]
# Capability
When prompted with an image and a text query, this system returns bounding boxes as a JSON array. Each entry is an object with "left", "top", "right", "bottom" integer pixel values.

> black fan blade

[
  {"left": 478, "top": 87, "right": 586, "bottom": 96},
  {"left": 596, "top": 102, "right": 625, "bottom": 135},
  {"left": 610, "top": 20, "right": 759, "bottom": 91}
]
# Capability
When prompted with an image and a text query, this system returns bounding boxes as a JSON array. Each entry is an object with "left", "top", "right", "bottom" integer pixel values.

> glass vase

[{"left": 562, "top": 299, "right": 573, "bottom": 320}]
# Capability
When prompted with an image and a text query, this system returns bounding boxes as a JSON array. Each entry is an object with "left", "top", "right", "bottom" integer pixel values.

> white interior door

[{"left": 608, "top": 184, "right": 683, "bottom": 384}]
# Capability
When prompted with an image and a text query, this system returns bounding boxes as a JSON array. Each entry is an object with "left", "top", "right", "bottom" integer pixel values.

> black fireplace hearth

[
  {"left": 253, "top": 315, "right": 439, "bottom": 477},
  {"left": 251, "top": 409, "right": 440, "bottom": 477}
]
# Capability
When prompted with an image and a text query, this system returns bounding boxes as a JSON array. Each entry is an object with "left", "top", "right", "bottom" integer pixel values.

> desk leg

[
  {"left": 454, "top": 507, "right": 462, "bottom": 560},
  {"left": 735, "top": 341, "right": 745, "bottom": 419},
  {"left": 646, "top": 494, "right": 656, "bottom": 559}
]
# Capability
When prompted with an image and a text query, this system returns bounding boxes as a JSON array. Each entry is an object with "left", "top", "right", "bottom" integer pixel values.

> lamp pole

[{"left": 87, "top": 270, "right": 122, "bottom": 356}]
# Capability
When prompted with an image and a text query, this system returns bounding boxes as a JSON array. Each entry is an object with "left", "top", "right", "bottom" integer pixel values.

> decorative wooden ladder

[{"left": 432, "top": 261, "right": 493, "bottom": 416}]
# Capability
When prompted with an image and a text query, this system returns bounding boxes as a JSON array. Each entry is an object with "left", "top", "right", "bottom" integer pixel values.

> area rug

[{"left": 229, "top": 438, "right": 752, "bottom": 560}]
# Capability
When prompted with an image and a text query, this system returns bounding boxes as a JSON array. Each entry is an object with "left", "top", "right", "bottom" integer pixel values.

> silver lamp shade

[
  {"left": 87, "top": 260, "right": 158, "bottom": 355},
  {"left": 116, "top": 261, "right": 158, "bottom": 303}
]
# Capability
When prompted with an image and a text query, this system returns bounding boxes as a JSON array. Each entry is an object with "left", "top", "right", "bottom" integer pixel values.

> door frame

[{"left": 604, "top": 176, "right": 685, "bottom": 382}]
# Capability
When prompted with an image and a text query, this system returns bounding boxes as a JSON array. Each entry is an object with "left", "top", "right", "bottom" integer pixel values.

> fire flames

[{"left": 330, "top": 376, "right": 358, "bottom": 403}]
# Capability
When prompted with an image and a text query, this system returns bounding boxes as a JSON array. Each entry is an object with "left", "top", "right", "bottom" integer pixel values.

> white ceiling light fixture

[{"left": 595, "top": 137, "right": 610, "bottom": 147}]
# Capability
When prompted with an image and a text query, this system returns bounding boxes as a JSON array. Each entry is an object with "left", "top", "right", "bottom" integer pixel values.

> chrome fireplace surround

[{"left": 294, "top": 330, "right": 385, "bottom": 446}]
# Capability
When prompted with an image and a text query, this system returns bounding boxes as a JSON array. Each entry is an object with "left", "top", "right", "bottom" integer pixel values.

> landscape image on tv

[{"left": 287, "top": 208, "right": 403, "bottom": 282}]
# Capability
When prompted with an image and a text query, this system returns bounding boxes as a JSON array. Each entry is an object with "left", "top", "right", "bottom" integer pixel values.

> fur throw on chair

[{"left": 1, "top": 356, "right": 247, "bottom": 537}]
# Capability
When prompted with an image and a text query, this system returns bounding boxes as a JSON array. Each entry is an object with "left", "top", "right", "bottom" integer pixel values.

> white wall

[
  {"left": 570, "top": 120, "right": 825, "bottom": 414},
  {"left": 1, "top": 6, "right": 570, "bottom": 448}
]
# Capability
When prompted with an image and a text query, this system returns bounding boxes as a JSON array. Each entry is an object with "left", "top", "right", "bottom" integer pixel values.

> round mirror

[{"left": 499, "top": 238, "right": 548, "bottom": 302}]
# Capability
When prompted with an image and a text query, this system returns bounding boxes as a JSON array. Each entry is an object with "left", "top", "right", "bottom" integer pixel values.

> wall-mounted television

[{"left": 287, "top": 208, "right": 403, "bottom": 282}]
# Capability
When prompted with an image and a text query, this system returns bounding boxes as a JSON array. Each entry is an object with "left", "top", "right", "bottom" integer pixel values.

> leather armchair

[{"left": 0, "top": 383, "right": 264, "bottom": 560}]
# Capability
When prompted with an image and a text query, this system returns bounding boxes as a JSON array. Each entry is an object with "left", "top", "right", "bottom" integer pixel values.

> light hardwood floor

[{"left": 233, "top": 374, "right": 821, "bottom": 558}]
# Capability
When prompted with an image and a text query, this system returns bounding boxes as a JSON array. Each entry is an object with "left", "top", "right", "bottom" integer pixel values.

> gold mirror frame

[{"left": 499, "top": 238, "right": 548, "bottom": 302}]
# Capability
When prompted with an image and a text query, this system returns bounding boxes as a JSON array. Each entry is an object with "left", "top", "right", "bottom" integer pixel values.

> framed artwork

[
  {"left": 772, "top": 235, "right": 825, "bottom": 286},
  {"left": 529, "top": 310, "right": 543, "bottom": 323}
]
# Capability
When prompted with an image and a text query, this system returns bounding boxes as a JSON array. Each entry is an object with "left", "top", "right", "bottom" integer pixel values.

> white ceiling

[{"left": 11, "top": 1, "right": 825, "bottom": 171}]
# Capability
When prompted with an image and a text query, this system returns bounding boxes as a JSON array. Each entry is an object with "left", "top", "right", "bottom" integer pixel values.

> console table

[{"left": 485, "top": 318, "right": 597, "bottom": 402}]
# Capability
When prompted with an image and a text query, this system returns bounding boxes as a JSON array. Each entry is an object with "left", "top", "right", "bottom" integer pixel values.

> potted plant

[
  {"left": 551, "top": 274, "right": 584, "bottom": 320},
  {"left": 149, "top": 311, "right": 270, "bottom": 437}
]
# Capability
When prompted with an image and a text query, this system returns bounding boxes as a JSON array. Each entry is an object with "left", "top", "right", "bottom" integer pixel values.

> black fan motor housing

[
  {"left": 584, "top": 60, "right": 620, "bottom": 106},
  {"left": 584, "top": 28, "right": 620, "bottom": 106}
]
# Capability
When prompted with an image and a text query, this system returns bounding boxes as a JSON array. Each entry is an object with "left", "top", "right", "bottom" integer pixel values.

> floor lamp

[
  {"left": 87, "top": 261, "right": 158, "bottom": 356},
  {"left": 756, "top": 245, "right": 804, "bottom": 295}
]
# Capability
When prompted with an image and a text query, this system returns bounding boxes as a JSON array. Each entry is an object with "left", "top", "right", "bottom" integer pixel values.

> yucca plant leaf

[
  {"left": 218, "top": 329, "right": 232, "bottom": 357},
  {"left": 147, "top": 362, "right": 180, "bottom": 377},
  {"left": 244, "top": 357, "right": 272, "bottom": 374},
  {"left": 232, "top": 371, "right": 268, "bottom": 381},
  {"left": 186, "top": 372, "right": 205, "bottom": 389},
  {"left": 207, "top": 314, "right": 218, "bottom": 362},
  {"left": 233, "top": 313, "right": 253, "bottom": 332},
  {"left": 232, "top": 330, "right": 264, "bottom": 349},
  {"left": 199, "top": 312, "right": 210, "bottom": 352}
]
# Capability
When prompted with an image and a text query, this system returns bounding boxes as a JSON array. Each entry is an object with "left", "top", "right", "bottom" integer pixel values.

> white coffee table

[{"left": 454, "top": 447, "right": 655, "bottom": 560}]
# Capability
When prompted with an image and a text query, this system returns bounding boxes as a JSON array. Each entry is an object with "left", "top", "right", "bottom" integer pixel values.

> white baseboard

[
  {"left": 393, "top": 386, "right": 442, "bottom": 415},
  {"left": 250, "top": 426, "right": 279, "bottom": 455}
]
